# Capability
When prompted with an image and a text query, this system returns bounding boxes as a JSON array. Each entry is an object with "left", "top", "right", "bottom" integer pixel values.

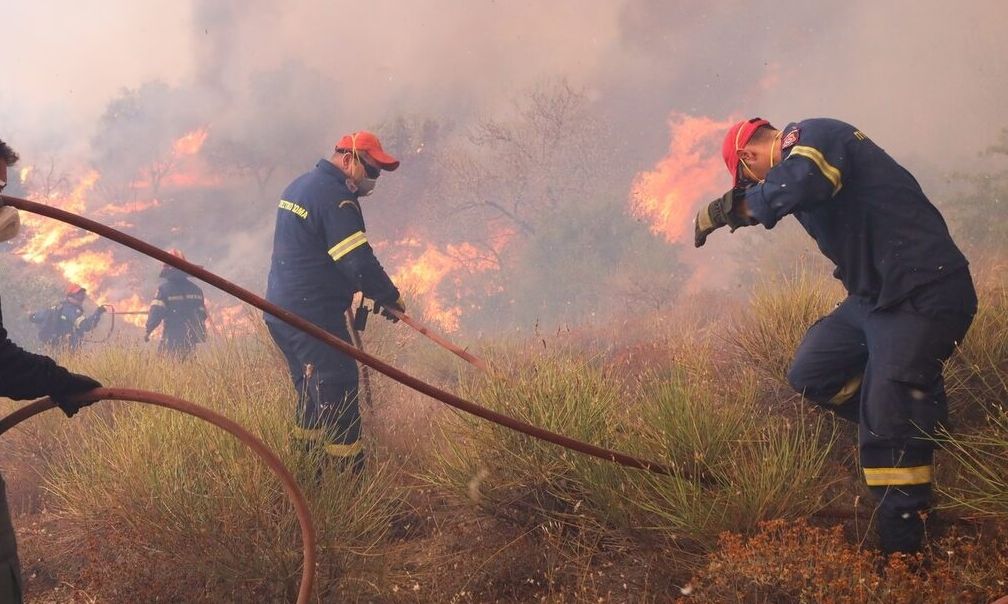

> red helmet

[{"left": 65, "top": 284, "right": 86, "bottom": 297}]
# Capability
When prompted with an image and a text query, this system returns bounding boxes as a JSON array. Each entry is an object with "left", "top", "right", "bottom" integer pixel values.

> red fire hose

[
  {"left": 0, "top": 389, "right": 316, "bottom": 604},
  {"left": 1, "top": 194, "right": 672, "bottom": 475}
]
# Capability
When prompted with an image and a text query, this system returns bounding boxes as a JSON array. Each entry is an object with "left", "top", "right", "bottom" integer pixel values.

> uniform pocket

[{"left": 866, "top": 361, "right": 946, "bottom": 440}]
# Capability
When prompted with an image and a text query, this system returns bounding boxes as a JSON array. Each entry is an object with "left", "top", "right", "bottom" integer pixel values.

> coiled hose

[{"left": 0, "top": 389, "right": 316, "bottom": 604}]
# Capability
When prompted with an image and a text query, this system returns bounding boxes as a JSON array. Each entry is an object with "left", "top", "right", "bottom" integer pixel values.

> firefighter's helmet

[{"left": 65, "top": 283, "right": 86, "bottom": 297}]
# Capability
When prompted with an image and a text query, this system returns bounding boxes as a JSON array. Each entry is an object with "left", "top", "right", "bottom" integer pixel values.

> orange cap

[
  {"left": 335, "top": 131, "right": 399, "bottom": 171},
  {"left": 722, "top": 118, "right": 770, "bottom": 185},
  {"left": 66, "top": 284, "right": 85, "bottom": 296}
]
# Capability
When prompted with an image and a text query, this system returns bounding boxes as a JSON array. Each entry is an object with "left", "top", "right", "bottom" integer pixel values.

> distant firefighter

[
  {"left": 144, "top": 249, "right": 208, "bottom": 359},
  {"left": 29, "top": 284, "right": 106, "bottom": 350}
]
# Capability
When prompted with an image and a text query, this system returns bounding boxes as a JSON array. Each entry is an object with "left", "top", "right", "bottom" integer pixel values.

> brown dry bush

[{"left": 679, "top": 518, "right": 1008, "bottom": 604}]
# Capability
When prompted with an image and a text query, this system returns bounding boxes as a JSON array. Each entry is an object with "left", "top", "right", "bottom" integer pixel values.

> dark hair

[
  {"left": 748, "top": 124, "right": 778, "bottom": 144},
  {"left": 0, "top": 139, "right": 19, "bottom": 165}
]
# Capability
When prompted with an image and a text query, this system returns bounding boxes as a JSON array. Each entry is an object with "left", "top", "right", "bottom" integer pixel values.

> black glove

[
  {"left": 694, "top": 188, "right": 756, "bottom": 248},
  {"left": 143, "top": 332, "right": 151, "bottom": 342},
  {"left": 50, "top": 373, "right": 103, "bottom": 418},
  {"left": 96, "top": 306, "right": 108, "bottom": 316},
  {"left": 374, "top": 296, "right": 406, "bottom": 323}
]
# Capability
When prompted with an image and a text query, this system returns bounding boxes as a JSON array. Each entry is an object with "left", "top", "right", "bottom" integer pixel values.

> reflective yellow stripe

[
  {"left": 828, "top": 374, "right": 863, "bottom": 405},
  {"left": 292, "top": 426, "right": 325, "bottom": 440},
  {"left": 323, "top": 441, "right": 363, "bottom": 457},
  {"left": 328, "top": 231, "right": 367, "bottom": 261},
  {"left": 788, "top": 145, "right": 843, "bottom": 195},
  {"left": 863, "top": 465, "right": 932, "bottom": 486},
  {"left": 150, "top": 300, "right": 165, "bottom": 307}
]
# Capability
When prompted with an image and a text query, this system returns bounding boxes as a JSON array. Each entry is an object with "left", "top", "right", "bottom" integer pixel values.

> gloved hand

[
  {"left": 694, "top": 188, "right": 755, "bottom": 248},
  {"left": 50, "top": 373, "right": 103, "bottom": 418},
  {"left": 143, "top": 332, "right": 151, "bottom": 342},
  {"left": 375, "top": 296, "right": 406, "bottom": 323},
  {"left": 96, "top": 306, "right": 108, "bottom": 315}
]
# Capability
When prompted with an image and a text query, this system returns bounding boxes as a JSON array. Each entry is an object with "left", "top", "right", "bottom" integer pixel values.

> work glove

[
  {"left": 694, "top": 188, "right": 755, "bottom": 248},
  {"left": 95, "top": 306, "right": 107, "bottom": 317},
  {"left": 50, "top": 372, "right": 103, "bottom": 418},
  {"left": 374, "top": 296, "right": 406, "bottom": 323},
  {"left": 143, "top": 332, "right": 151, "bottom": 342}
]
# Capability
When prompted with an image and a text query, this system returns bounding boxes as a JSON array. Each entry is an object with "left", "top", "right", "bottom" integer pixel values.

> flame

[
  {"left": 173, "top": 127, "right": 209, "bottom": 156},
  {"left": 206, "top": 301, "right": 257, "bottom": 335},
  {"left": 132, "top": 126, "right": 222, "bottom": 190},
  {"left": 18, "top": 166, "right": 33, "bottom": 183},
  {"left": 56, "top": 250, "right": 126, "bottom": 294},
  {"left": 391, "top": 239, "right": 502, "bottom": 332},
  {"left": 104, "top": 293, "right": 149, "bottom": 328},
  {"left": 96, "top": 199, "right": 161, "bottom": 216},
  {"left": 629, "top": 113, "right": 734, "bottom": 243}
]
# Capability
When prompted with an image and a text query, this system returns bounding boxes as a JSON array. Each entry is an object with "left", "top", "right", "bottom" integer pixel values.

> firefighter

[
  {"left": 29, "top": 284, "right": 106, "bottom": 351},
  {"left": 1, "top": 137, "right": 104, "bottom": 602},
  {"left": 143, "top": 249, "right": 208, "bottom": 359},
  {"left": 264, "top": 131, "right": 404, "bottom": 474},
  {"left": 695, "top": 117, "right": 977, "bottom": 554}
]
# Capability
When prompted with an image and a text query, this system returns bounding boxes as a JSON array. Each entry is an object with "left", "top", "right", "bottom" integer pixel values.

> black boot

[{"left": 877, "top": 507, "right": 925, "bottom": 554}]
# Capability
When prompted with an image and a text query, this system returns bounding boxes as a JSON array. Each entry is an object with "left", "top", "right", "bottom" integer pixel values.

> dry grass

[{"left": 0, "top": 264, "right": 1004, "bottom": 602}]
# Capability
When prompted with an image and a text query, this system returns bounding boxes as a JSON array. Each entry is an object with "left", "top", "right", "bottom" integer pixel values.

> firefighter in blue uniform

[
  {"left": 144, "top": 249, "right": 208, "bottom": 359},
  {"left": 30, "top": 284, "right": 106, "bottom": 351},
  {"left": 265, "top": 131, "right": 405, "bottom": 474},
  {"left": 695, "top": 117, "right": 977, "bottom": 554},
  {"left": 1, "top": 137, "right": 103, "bottom": 603}
]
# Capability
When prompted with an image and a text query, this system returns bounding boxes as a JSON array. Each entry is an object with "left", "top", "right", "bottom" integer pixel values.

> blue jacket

[
  {"left": 744, "top": 118, "right": 969, "bottom": 309},
  {"left": 30, "top": 298, "right": 103, "bottom": 349},
  {"left": 265, "top": 159, "right": 399, "bottom": 323},
  {"left": 145, "top": 269, "right": 207, "bottom": 346}
]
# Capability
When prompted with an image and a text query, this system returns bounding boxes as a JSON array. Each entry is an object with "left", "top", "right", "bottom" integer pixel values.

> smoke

[{"left": 2, "top": 0, "right": 1006, "bottom": 336}]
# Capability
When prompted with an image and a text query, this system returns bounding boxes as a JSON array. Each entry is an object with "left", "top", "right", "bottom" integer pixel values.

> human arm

[
  {"left": 320, "top": 200, "right": 402, "bottom": 309},
  {"left": 144, "top": 287, "right": 166, "bottom": 341},
  {"left": 743, "top": 122, "right": 851, "bottom": 229}
]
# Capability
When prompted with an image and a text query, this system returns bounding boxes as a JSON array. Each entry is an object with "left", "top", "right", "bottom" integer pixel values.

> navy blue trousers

[
  {"left": 266, "top": 316, "right": 362, "bottom": 461},
  {"left": 786, "top": 271, "right": 976, "bottom": 552}
]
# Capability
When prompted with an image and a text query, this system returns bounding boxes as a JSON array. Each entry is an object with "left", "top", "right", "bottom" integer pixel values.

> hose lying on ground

[
  {"left": 1, "top": 194, "right": 674, "bottom": 476},
  {"left": 0, "top": 388, "right": 316, "bottom": 604}
]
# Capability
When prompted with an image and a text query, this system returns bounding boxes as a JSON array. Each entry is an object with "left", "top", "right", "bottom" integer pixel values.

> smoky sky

[{"left": 5, "top": 0, "right": 1006, "bottom": 165}]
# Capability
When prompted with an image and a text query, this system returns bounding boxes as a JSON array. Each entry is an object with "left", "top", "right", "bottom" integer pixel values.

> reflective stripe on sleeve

[
  {"left": 863, "top": 465, "right": 932, "bottom": 486},
  {"left": 328, "top": 231, "right": 368, "bottom": 261},
  {"left": 150, "top": 300, "right": 165, "bottom": 307},
  {"left": 788, "top": 145, "right": 843, "bottom": 195}
]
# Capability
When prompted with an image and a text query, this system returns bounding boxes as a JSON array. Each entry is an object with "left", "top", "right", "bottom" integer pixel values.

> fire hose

[
  {"left": 0, "top": 388, "right": 316, "bottom": 604},
  {"left": 1, "top": 194, "right": 673, "bottom": 475}
]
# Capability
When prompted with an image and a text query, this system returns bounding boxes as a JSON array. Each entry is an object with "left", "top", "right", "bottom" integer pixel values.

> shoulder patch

[
  {"left": 781, "top": 127, "right": 800, "bottom": 150},
  {"left": 338, "top": 199, "right": 361, "bottom": 213}
]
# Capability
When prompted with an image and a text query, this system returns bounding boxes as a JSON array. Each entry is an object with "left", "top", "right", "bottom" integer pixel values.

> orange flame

[
  {"left": 630, "top": 113, "right": 734, "bottom": 243},
  {"left": 391, "top": 239, "right": 502, "bottom": 332},
  {"left": 173, "top": 127, "right": 209, "bottom": 156}
]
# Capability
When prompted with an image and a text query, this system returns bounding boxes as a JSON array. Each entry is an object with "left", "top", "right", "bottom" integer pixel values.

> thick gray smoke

[{"left": 2, "top": 0, "right": 1006, "bottom": 338}]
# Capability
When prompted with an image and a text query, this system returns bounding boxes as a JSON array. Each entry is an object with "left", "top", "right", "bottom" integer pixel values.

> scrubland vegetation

[{"left": 0, "top": 264, "right": 1004, "bottom": 603}]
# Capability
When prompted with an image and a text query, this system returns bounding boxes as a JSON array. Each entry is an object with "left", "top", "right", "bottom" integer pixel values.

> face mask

[
  {"left": 0, "top": 207, "right": 21, "bottom": 242},
  {"left": 356, "top": 177, "right": 377, "bottom": 197}
]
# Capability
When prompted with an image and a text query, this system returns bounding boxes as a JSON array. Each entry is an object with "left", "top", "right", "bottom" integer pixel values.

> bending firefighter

[
  {"left": 144, "top": 249, "right": 208, "bottom": 359},
  {"left": 265, "top": 131, "right": 405, "bottom": 474},
  {"left": 1, "top": 138, "right": 103, "bottom": 603},
  {"left": 695, "top": 117, "right": 976, "bottom": 554},
  {"left": 30, "top": 284, "right": 106, "bottom": 351}
]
